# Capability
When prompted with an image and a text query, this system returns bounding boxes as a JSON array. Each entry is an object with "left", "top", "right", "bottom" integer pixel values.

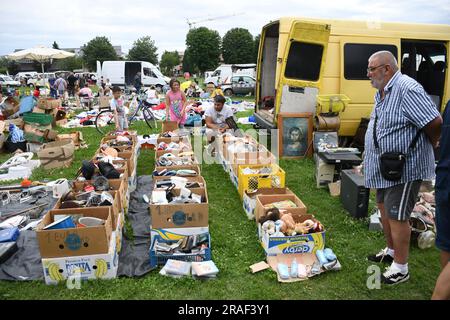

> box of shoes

[
  {"left": 36, "top": 207, "right": 113, "bottom": 259},
  {"left": 258, "top": 213, "right": 326, "bottom": 256},
  {"left": 152, "top": 176, "right": 207, "bottom": 190},
  {"left": 41, "top": 230, "right": 119, "bottom": 285},
  {"left": 154, "top": 165, "right": 201, "bottom": 176},
  {"left": 149, "top": 188, "right": 209, "bottom": 228},
  {"left": 243, "top": 188, "right": 294, "bottom": 220}
]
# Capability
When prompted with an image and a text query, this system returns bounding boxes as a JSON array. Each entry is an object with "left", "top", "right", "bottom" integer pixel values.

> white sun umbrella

[{"left": 7, "top": 45, "right": 76, "bottom": 74}]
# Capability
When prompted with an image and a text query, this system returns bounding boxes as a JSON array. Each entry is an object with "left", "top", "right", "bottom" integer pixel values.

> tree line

[{"left": 0, "top": 27, "right": 260, "bottom": 76}]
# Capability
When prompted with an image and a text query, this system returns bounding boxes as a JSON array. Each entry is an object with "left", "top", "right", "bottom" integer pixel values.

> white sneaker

[{"left": 381, "top": 265, "right": 409, "bottom": 285}]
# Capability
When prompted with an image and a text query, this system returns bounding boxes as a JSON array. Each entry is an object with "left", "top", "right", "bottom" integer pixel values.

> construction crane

[{"left": 186, "top": 13, "right": 244, "bottom": 29}]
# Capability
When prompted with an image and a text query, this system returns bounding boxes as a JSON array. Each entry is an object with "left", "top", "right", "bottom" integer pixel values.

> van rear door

[{"left": 278, "top": 21, "right": 330, "bottom": 116}]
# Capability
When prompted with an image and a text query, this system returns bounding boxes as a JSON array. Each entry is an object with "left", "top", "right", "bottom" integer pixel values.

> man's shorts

[
  {"left": 436, "top": 186, "right": 450, "bottom": 253},
  {"left": 376, "top": 180, "right": 422, "bottom": 221}
]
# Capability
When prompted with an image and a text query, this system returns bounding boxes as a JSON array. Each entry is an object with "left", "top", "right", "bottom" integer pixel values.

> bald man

[{"left": 364, "top": 51, "right": 442, "bottom": 285}]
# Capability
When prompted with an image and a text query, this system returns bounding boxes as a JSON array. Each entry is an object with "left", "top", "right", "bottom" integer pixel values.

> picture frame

[{"left": 278, "top": 112, "right": 313, "bottom": 159}]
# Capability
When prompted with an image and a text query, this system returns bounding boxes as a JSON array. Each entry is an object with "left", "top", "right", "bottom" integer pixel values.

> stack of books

[{"left": 191, "top": 261, "right": 219, "bottom": 280}]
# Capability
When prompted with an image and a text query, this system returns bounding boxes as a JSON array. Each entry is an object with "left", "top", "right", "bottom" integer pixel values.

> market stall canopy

[{"left": 7, "top": 46, "right": 76, "bottom": 73}]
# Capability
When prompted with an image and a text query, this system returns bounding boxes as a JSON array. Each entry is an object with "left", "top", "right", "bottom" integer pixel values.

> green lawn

[{"left": 0, "top": 109, "right": 441, "bottom": 300}]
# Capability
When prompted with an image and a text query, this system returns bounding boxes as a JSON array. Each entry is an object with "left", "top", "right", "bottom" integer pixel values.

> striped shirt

[{"left": 364, "top": 71, "right": 440, "bottom": 189}]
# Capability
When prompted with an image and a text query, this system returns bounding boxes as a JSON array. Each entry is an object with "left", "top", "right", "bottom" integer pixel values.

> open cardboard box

[
  {"left": 37, "top": 140, "right": 75, "bottom": 170},
  {"left": 157, "top": 136, "right": 191, "bottom": 145},
  {"left": 149, "top": 187, "right": 208, "bottom": 228},
  {"left": 154, "top": 165, "right": 201, "bottom": 176},
  {"left": 41, "top": 230, "right": 119, "bottom": 285},
  {"left": 150, "top": 226, "right": 210, "bottom": 245},
  {"left": 72, "top": 179, "right": 128, "bottom": 213},
  {"left": 243, "top": 187, "right": 294, "bottom": 220},
  {"left": 53, "top": 190, "right": 121, "bottom": 230},
  {"left": 36, "top": 206, "right": 113, "bottom": 259},
  {"left": 258, "top": 213, "right": 326, "bottom": 256},
  {"left": 161, "top": 121, "right": 179, "bottom": 133},
  {"left": 152, "top": 175, "right": 207, "bottom": 189},
  {"left": 255, "top": 193, "right": 307, "bottom": 223},
  {"left": 37, "top": 97, "right": 61, "bottom": 110}
]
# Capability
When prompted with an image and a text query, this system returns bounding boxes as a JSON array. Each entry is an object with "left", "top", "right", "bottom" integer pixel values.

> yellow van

[{"left": 254, "top": 17, "right": 450, "bottom": 137}]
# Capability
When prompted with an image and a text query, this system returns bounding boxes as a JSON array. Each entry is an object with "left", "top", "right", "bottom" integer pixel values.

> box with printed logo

[
  {"left": 258, "top": 213, "right": 326, "bottom": 256},
  {"left": 150, "top": 226, "right": 209, "bottom": 245},
  {"left": 36, "top": 207, "right": 113, "bottom": 259},
  {"left": 149, "top": 188, "right": 208, "bottom": 228},
  {"left": 243, "top": 188, "right": 294, "bottom": 220},
  {"left": 41, "top": 231, "right": 118, "bottom": 285}
]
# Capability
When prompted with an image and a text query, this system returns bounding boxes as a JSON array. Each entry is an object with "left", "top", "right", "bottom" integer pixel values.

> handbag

[{"left": 373, "top": 111, "right": 422, "bottom": 181}]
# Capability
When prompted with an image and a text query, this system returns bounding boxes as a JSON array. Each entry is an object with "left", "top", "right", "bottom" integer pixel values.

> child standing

[
  {"left": 110, "top": 86, "right": 128, "bottom": 131},
  {"left": 165, "top": 78, "right": 187, "bottom": 127}
]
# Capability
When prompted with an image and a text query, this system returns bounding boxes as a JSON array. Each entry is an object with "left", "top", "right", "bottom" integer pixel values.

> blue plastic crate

[{"left": 149, "top": 234, "right": 211, "bottom": 268}]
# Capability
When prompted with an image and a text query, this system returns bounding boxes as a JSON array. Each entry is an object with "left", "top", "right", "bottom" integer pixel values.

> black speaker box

[{"left": 340, "top": 169, "right": 369, "bottom": 218}]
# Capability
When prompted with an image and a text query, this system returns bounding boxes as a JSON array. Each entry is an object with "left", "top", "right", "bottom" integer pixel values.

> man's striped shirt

[{"left": 364, "top": 71, "right": 440, "bottom": 189}]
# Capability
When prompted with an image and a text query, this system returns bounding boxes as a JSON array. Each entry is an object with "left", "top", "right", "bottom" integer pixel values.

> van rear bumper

[{"left": 255, "top": 112, "right": 277, "bottom": 130}]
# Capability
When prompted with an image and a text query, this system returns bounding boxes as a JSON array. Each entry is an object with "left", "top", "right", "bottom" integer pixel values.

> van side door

[{"left": 278, "top": 21, "right": 330, "bottom": 116}]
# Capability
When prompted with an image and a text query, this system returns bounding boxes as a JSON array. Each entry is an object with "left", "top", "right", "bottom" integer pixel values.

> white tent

[{"left": 7, "top": 45, "right": 76, "bottom": 74}]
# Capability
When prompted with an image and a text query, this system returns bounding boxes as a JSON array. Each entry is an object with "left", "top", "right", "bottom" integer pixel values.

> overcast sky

[{"left": 1, "top": 0, "right": 449, "bottom": 59}]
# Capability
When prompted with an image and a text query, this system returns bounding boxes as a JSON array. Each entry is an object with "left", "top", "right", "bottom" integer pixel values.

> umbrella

[{"left": 7, "top": 45, "right": 75, "bottom": 74}]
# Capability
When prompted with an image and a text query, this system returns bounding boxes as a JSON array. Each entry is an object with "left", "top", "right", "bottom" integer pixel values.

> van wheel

[{"left": 224, "top": 89, "right": 233, "bottom": 97}]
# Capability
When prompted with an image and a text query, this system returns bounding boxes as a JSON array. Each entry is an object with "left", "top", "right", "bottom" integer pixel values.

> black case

[
  {"left": 0, "top": 241, "right": 18, "bottom": 264},
  {"left": 340, "top": 169, "right": 370, "bottom": 218}
]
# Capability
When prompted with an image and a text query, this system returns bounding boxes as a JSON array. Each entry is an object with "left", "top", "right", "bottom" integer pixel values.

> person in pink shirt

[
  {"left": 79, "top": 83, "right": 93, "bottom": 98},
  {"left": 165, "top": 78, "right": 187, "bottom": 128}
]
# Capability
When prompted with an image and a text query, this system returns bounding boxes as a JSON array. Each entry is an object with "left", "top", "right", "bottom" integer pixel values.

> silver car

[{"left": 222, "top": 75, "right": 256, "bottom": 96}]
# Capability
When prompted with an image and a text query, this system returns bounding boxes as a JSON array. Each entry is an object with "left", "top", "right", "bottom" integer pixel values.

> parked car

[
  {"left": 221, "top": 75, "right": 256, "bottom": 96},
  {"left": 27, "top": 72, "right": 56, "bottom": 86},
  {"left": 14, "top": 71, "right": 38, "bottom": 82},
  {"left": 0, "top": 74, "right": 20, "bottom": 87}
]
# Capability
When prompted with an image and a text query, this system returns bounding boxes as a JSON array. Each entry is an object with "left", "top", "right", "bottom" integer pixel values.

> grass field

[{"left": 0, "top": 105, "right": 441, "bottom": 300}]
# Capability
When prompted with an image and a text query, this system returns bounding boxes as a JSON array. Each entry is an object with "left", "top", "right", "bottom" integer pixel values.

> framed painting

[{"left": 278, "top": 113, "right": 313, "bottom": 159}]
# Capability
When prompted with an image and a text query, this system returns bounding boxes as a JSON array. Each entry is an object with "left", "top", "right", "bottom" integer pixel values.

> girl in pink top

[{"left": 165, "top": 78, "right": 187, "bottom": 127}]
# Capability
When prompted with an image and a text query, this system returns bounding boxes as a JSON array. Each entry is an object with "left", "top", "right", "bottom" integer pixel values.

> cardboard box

[
  {"left": 36, "top": 207, "right": 113, "bottom": 259},
  {"left": 161, "top": 121, "right": 178, "bottom": 133},
  {"left": 53, "top": 190, "right": 122, "bottom": 230},
  {"left": 37, "top": 140, "right": 75, "bottom": 169},
  {"left": 37, "top": 97, "right": 61, "bottom": 110},
  {"left": 150, "top": 226, "right": 209, "bottom": 245},
  {"left": 153, "top": 175, "right": 207, "bottom": 189},
  {"left": 149, "top": 188, "right": 209, "bottom": 228},
  {"left": 154, "top": 165, "right": 201, "bottom": 176},
  {"left": 258, "top": 214, "right": 326, "bottom": 256},
  {"left": 72, "top": 179, "right": 128, "bottom": 213},
  {"left": 243, "top": 188, "right": 294, "bottom": 220},
  {"left": 56, "top": 132, "right": 84, "bottom": 147},
  {"left": 157, "top": 136, "right": 191, "bottom": 145},
  {"left": 255, "top": 194, "right": 307, "bottom": 223},
  {"left": 231, "top": 149, "right": 277, "bottom": 177},
  {"left": 41, "top": 231, "right": 118, "bottom": 285},
  {"left": 32, "top": 107, "right": 46, "bottom": 114}
]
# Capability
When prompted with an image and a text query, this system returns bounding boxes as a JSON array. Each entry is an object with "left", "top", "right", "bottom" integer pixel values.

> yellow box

[{"left": 238, "top": 164, "right": 286, "bottom": 199}]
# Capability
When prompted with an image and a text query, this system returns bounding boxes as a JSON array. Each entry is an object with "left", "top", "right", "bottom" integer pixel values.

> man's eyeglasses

[{"left": 367, "top": 64, "right": 387, "bottom": 73}]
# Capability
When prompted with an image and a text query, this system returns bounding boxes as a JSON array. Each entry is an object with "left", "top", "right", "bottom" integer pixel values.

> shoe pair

[{"left": 381, "top": 265, "right": 409, "bottom": 285}]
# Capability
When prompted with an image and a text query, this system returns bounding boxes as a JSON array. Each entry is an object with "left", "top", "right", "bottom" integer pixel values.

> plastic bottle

[
  {"left": 316, "top": 249, "right": 328, "bottom": 266},
  {"left": 418, "top": 230, "right": 436, "bottom": 249},
  {"left": 290, "top": 259, "right": 298, "bottom": 278}
]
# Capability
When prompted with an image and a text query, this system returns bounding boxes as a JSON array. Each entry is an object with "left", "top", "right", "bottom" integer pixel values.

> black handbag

[{"left": 373, "top": 111, "right": 421, "bottom": 181}]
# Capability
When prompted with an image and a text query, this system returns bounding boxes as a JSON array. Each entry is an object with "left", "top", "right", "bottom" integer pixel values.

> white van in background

[
  {"left": 96, "top": 60, "right": 168, "bottom": 90},
  {"left": 205, "top": 63, "right": 256, "bottom": 86}
]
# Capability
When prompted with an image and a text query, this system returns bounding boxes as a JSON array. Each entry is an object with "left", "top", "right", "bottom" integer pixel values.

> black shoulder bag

[{"left": 373, "top": 112, "right": 422, "bottom": 181}]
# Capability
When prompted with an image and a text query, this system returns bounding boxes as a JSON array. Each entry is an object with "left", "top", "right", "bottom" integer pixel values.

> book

[
  {"left": 191, "top": 260, "right": 219, "bottom": 277},
  {"left": 162, "top": 259, "right": 191, "bottom": 276}
]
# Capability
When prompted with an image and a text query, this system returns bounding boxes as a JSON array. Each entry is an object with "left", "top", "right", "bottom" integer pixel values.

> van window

[
  {"left": 143, "top": 67, "right": 157, "bottom": 78},
  {"left": 284, "top": 42, "right": 324, "bottom": 81},
  {"left": 344, "top": 44, "right": 398, "bottom": 80},
  {"left": 213, "top": 70, "right": 221, "bottom": 77}
]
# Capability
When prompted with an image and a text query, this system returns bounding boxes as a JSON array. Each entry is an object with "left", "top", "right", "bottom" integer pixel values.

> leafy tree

[
  {"left": 185, "top": 27, "right": 221, "bottom": 73},
  {"left": 182, "top": 48, "right": 196, "bottom": 75},
  {"left": 222, "top": 28, "right": 254, "bottom": 64},
  {"left": 82, "top": 36, "right": 118, "bottom": 71},
  {"left": 253, "top": 34, "right": 261, "bottom": 63},
  {"left": 160, "top": 51, "right": 180, "bottom": 76},
  {"left": 54, "top": 56, "right": 84, "bottom": 71},
  {"left": 52, "top": 41, "right": 60, "bottom": 49},
  {"left": 127, "top": 36, "right": 158, "bottom": 64}
]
